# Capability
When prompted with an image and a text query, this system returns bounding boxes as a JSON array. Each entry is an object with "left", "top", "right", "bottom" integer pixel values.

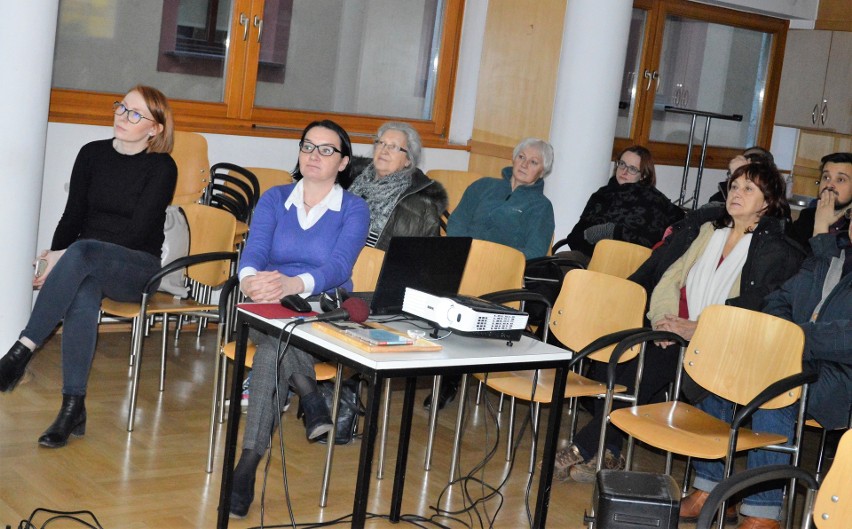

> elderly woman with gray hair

[
  {"left": 348, "top": 122, "right": 448, "bottom": 250},
  {"left": 447, "top": 137, "right": 556, "bottom": 259}
]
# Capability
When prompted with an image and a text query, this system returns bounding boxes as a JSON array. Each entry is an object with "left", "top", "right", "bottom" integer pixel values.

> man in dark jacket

[{"left": 788, "top": 152, "right": 852, "bottom": 252}]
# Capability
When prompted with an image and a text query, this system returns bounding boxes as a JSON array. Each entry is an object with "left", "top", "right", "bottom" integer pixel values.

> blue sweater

[
  {"left": 239, "top": 184, "right": 370, "bottom": 293},
  {"left": 446, "top": 168, "right": 555, "bottom": 259}
]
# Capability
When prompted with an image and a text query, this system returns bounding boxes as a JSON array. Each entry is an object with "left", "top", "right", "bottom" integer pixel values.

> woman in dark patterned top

[
  {"left": 562, "top": 145, "right": 684, "bottom": 264},
  {"left": 0, "top": 86, "right": 177, "bottom": 449}
]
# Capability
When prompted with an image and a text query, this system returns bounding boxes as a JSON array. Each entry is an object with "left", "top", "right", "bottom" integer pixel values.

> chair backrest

[
  {"left": 587, "top": 239, "right": 653, "bottom": 279},
  {"left": 351, "top": 246, "right": 385, "bottom": 292},
  {"left": 426, "top": 169, "right": 486, "bottom": 214},
  {"left": 814, "top": 430, "right": 852, "bottom": 529},
  {"left": 458, "top": 239, "right": 525, "bottom": 297},
  {"left": 245, "top": 167, "right": 293, "bottom": 196},
  {"left": 170, "top": 131, "right": 209, "bottom": 205},
  {"left": 181, "top": 203, "right": 237, "bottom": 287},
  {"left": 206, "top": 163, "right": 261, "bottom": 223},
  {"left": 549, "top": 269, "right": 646, "bottom": 361},
  {"left": 685, "top": 305, "right": 805, "bottom": 408}
]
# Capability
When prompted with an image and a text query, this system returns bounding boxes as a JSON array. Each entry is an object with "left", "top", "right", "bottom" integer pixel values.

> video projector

[{"left": 402, "top": 287, "right": 529, "bottom": 342}]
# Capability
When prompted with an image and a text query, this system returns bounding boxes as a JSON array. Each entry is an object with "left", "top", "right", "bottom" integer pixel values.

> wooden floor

[{"left": 0, "top": 328, "right": 827, "bottom": 528}]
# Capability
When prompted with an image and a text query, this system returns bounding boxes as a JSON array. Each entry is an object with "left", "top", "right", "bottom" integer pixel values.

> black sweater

[{"left": 51, "top": 139, "right": 177, "bottom": 259}]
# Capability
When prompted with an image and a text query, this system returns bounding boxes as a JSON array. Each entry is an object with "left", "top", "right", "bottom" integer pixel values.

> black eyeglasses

[
  {"left": 616, "top": 160, "right": 640, "bottom": 176},
  {"left": 113, "top": 102, "right": 153, "bottom": 124},
  {"left": 374, "top": 139, "right": 408, "bottom": 154},
  {"left": 300, "top": 141, "right": 342, "bottom": 157}
]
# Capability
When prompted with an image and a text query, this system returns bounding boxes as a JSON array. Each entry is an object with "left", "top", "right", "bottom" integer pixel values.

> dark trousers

[
  {"left": 21, "top": 240, "right": 160, "bottom": 395},
  {"left": 572, "top": 342, "right": 680, "bottom": 460}
]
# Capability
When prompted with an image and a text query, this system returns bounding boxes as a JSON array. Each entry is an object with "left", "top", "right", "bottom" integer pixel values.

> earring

[{"left": 148, "top": 132, "right": 154, "bottom": 137}]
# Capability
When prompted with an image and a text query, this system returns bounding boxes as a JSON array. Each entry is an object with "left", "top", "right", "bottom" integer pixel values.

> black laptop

[{"left": 351, "top": 236, "right": 473, "bottom": 315}]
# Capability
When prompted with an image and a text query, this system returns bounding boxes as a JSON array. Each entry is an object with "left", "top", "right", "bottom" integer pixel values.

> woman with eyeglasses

[
  {"left": 0, "top": 86, "right": 177, "bottom": 448},
  {"left": 560, "top": 145, "right": 684, "bottom": 265},
  {"left": 228, "top": 120, "right": 369, "bottom": 519},
  {"left": 347, "top": 121, "right": 447, "bottom": 250},
  {"left": 554, "top": 164, "right": 805, "bottom": 525}
]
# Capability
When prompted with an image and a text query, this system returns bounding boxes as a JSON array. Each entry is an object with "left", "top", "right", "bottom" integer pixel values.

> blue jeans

[
  {"left": 21, "top": 240, "right": 161, "bottom": 396},
  {"left": 692, "top": 394, "right": 797, "bottom": 520}
]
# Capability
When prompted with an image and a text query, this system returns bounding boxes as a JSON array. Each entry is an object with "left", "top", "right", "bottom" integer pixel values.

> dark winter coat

[
  {"left": 347, "top": 156, "right": 448, "bottom": 251},
  {"left": 564, "top": 177, "right": 685, "bottom": 257}
]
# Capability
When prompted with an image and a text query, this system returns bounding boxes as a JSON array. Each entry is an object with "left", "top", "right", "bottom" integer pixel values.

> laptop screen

[{"left": 368, "top": 236, "right": 472, "bottom": 315}]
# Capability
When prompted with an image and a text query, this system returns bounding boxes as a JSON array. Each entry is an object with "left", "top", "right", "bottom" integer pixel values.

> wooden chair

[
  {"left": 587, "top": 239, "right": 652, "bottom": 279},
  {"left": 170, "top": 131, "right": 209, "bottom": 206},
  {"left": 694, "top": 430, "right": 852, "bottom": 529},
  {"left": 245, "top": 166, "right": 293, "bottom": 196},
  {"left": 351, "top": 246, "right": 385, "bottom": 292},
  {"left": 609, "top": 305, "right": 815, "bottom": 529},
  {"left": 453, "top": 269, "right": 649, "bottom": 478},
  {"left": 101, "top": 204, "right": 237, "bottom": 431},
  {"left": 204, "top": 163, "right": 261, "bottom": 253},
  {"left": 425, "top": 169, "right": 485, "bottom": 214}
]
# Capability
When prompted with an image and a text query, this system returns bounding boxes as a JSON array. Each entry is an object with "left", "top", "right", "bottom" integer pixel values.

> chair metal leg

[
  {"left": 207, "top": 350, "right": 227, "bottom": 473},
  {"left": 128, "top": 316, "right": 138, "bottom": 366},
  {"left": 528, "top": 402, "right": 540, "bottom": 474},
  {"left": 424, "top": 375, "right": 442, "bottom": 470},
  {"left": 505, "top": 396, "right": 516, "bottom": 461},
  {"left": 319, "top": 364, "right": 344, "bottom": 507},
  {"left": 475, "top": 379, "right": 483, "bottom": 405},
  {"left": 448, "top": 374, "right": 469, "bottom": 482},
  {"left": 159, "top": 315, "right": 168, "bottom": 392},
  {"left": 498, "top": 392, "right": 504, "bottom": 413},
  {"left": 682, "top": 456, "right": 692, "bottom": 495},
  {"left": 377, "top": 378, "right": 392, "bottom": 479},
  {"left": 814, "top": 427, "right": 828, "bottom": 483},
  {"left": 126, "top": 309, "right": 147, "bottom": 431},
  {"left": 216, "top": 355, "right": 229, "bottom": 423}
]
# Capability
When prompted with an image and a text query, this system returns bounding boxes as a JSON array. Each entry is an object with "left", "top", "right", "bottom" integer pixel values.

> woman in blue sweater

[{"left": 229, "top": 120, "right": 370, "bottom": 518}]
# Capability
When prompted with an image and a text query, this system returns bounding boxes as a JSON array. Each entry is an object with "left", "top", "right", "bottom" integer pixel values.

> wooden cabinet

[
  {"left": 775, "top": 30, "right": 852, "bottom": 135},
  {"left": 792, "top": 130, "right": 852, "bottom": 199}
]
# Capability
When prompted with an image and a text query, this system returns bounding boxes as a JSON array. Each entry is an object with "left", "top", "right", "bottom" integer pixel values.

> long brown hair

[{"left": 131, "top": 85, "right": 174, "bottom": 153}]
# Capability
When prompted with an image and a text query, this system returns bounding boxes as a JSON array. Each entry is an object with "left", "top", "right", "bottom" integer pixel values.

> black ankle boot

[
  {"left": 229, "top": 449, "right": 261, "bottom": 519},
  {"left": 0, "top": 341, "right": 35, "bottom": 392},
  {"left": 300, "top": 391, "right": 333, "bottom": 441},
  {"left": 38, "top": 394, "right": 86, "bottom": 448}
]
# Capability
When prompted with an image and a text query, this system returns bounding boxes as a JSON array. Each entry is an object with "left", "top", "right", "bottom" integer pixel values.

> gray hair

[
  {"left": 513, "top": 138, "right": 554, "bottom": 178},
  {"left": 377, "top": 121, "right": 422, "bottom": 168}
]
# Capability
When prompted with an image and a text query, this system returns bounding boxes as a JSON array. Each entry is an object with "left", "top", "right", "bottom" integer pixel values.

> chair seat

[
  {"left": 475, "top": 369, "right": 627, "bottom": 404},
  {"left": 609, "top": 401, "right": 788, "bottom": 460},
  {"left": 102, "top": 292, "right": 218, "bottom": 318},
  {"left": 222, "top": 341, "right": 257, "bottom": 368}
]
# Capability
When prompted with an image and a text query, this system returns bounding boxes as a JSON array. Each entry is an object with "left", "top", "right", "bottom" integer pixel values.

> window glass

[
  {"left": 648, "top": 16, "right": 772, "bottom": 148},
  {"left": 252, "top": 0, "right": 443, "bottom": 120},
  {"left": 614, "top": 8, "right": 647, "bottom": 139},
  {"left": 53, "top": 0, "right": 233, "bottom": 102}
]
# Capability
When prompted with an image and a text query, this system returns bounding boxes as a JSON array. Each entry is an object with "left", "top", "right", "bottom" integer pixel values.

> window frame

[
  {"left": 613, "top": 0, "right": 789, "bottom": 168},
  {"left": 48, "top": 0, "right": 467, "bottom": 149}
]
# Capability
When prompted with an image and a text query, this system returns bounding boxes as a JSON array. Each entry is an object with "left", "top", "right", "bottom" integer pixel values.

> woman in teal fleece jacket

[{"left": 447, "top": 137, "right": 555, "bottom": 259}]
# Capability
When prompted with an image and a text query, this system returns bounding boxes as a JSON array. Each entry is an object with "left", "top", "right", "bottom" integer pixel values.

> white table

[{"left": 216, "top": 305, "right": 574, "bottom": 529}]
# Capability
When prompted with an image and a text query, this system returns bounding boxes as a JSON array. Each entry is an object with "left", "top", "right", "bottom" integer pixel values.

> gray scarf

[{"left": 349, "top": 163, "right": 412, "bottom": 235}]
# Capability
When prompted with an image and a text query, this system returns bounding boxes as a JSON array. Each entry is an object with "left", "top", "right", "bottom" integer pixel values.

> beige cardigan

[{"left": 647, "top": 222, "right": 742, "bottom": 325}]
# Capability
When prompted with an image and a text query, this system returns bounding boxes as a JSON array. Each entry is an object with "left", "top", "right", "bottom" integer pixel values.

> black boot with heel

[
  {"left": 0, "top": 341, "right": 35, "bottom": 392},
  {"left": 229, "top": 449, "right": 262, "bottom": 519},
  {"left": 38, "top": 394, "right": 86, "bottom": 448}
]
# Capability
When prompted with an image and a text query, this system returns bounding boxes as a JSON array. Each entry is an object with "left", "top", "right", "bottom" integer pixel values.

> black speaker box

[{"left": 591, "top": 470, "right": 680, "bottom": 529}]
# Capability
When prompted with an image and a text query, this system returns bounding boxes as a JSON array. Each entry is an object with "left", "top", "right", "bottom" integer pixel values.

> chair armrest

[
  {"left": 604, "top": 330, "right": 687, "bottom": 390},
  {"left": 551, "top": 237, "right": 570, "bottom": 253},
  {"left": 696, "top": 464, "right": 818, "bottom": 529},
  {"left": 144, "top": 251, "right": 238, "bottom": 294},
  {"left": 566, "top": 328, "right": 650, "bottom": 370},
  {"left": 731, "top": 370, "right": 819, "bottom": 430},
  {"left": 479, "top": 288, "right": 552, "bottom": 308}
]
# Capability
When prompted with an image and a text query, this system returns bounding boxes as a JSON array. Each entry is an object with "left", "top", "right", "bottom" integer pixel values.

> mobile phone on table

[{"left": 34, "top": 258, "right": 48, "bottom": 278}]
